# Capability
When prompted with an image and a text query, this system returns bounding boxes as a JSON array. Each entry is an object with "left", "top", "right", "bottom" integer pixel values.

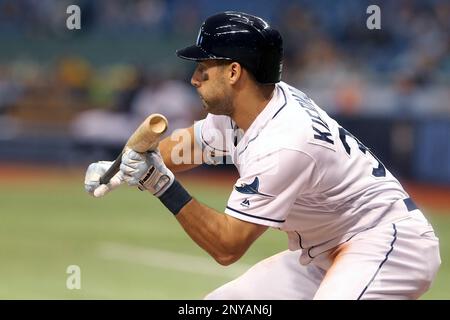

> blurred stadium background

[{"left": 0, "top": 0, "right": 449, "bottom": 299}]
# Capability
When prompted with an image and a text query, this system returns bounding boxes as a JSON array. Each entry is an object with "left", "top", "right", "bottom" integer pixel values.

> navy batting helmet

[{"left": 176, "top": 11, "right": 283, "bottom": 84}]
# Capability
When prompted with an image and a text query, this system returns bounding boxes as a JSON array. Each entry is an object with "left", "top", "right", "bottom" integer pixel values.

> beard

[{"left": 198, "top": 90, "right": 234, "bottom": 116}]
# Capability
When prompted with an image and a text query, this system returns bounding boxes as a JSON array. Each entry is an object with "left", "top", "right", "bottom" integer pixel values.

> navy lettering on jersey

[
  {"left": 339, "top": 127, "right": 386, "bottom": 177},
  {"left": 288, "top": 87, "right": 334, "bottom": 145},
  {"left": 312, "top": 127, "right": 334, "bottom": 144}
]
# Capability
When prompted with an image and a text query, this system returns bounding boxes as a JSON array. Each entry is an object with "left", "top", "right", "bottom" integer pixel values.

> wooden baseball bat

[{"left": 99, "top": 113, "right": 168, "bottom": 185}]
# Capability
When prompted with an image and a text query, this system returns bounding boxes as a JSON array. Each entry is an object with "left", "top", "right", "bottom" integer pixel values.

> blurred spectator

[
  {"left": 0, "top": 65, "right": 23, "bottom": 115},
  {"left": 130, "top": 75, "right": 199, "bottom": 130},
  {"left": 69, "top": 65, "right": 200, "bottom": 146},
  {"left": 56, "top": 56, "right": 93, "bottom": 101}
]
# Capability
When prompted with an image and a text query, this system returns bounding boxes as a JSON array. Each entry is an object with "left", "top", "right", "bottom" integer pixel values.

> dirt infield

[
  {"left": 401, "top": 182, "right": 450, "bottom": 211},
  {"left": 1, "top": 163, "right": 449, "bottom": 212}
]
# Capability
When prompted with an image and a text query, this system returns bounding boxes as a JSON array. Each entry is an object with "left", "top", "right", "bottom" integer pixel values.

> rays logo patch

[{"left": 235, "top": 177, "right": 273, "bottom": 197}]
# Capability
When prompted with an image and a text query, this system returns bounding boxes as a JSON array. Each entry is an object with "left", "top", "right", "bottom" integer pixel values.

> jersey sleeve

[
  {"left": 225, "top": 148, "right": 317, "bottom": 228},
  {"left": 193, "top": 114, "right": 232, "bottom": 165}
]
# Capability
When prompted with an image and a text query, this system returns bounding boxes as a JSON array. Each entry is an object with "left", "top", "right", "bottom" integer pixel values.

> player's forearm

[
  {"left": 175, "top": 199, "right": 262, "bottom": 266},
  {"left": 159, "top": 126, "right": 202, "bottom": 173},
  {"left": 117, "top": 138, "right": 267, "bottom": 264}
]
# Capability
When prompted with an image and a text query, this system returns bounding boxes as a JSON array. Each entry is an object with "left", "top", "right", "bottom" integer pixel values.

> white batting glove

[
  {"left": 84, "top": 161, "right": 124, "bottom": 198},
  {"left": 120, "top": 149, "right": 175, "bottom": 197}
]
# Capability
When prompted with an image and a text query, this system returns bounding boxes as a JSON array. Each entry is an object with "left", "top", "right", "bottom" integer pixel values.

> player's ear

[{"left": 228, "top": 62, "right": 242, "bottom": 85}]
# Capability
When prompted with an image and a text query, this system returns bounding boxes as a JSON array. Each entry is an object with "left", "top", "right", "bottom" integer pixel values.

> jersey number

[{"left": 338, "top": 127, "right": 386, "bottom": 177}]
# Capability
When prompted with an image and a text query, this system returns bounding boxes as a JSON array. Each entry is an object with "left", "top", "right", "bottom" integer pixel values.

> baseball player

[{"left": 84, "top": 11, "right": 441, "bottom": 299}]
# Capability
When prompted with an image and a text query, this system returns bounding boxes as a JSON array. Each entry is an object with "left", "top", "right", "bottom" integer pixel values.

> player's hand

[
  {"left": 84, "top": 161, "right": 124, "bottom": 198},
  {"left": 120, "top": 148, "right": 175, "bottom": 197}
]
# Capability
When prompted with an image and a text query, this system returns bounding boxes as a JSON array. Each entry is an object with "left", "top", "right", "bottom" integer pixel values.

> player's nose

[
  {"left": 190, "top": 66, "right": 202, "bottom": 88},
  {"left": 191, "top": 73, "right": 201, "bottom": 88}
]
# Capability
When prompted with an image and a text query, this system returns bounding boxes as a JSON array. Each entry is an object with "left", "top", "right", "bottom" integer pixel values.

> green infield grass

[{"left": 0, "top": 176, "right": 448, "bottom": 299}]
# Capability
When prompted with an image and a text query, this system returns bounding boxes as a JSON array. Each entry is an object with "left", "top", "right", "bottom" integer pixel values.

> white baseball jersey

[{"left": 194, "top": 81, "right": 412, "bottom": 265}]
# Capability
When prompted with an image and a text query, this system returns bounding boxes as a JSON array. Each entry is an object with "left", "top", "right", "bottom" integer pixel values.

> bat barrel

[
  {"left": 98, "top": 113, "right": 168, "bottom": 185},
  {"left": 149, "top": 115, "right": 168, "bottom": 134}
]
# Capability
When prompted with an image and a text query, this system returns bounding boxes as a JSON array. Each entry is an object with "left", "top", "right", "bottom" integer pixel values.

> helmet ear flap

[
  {"left": 248, "top": 26, "right": 283, "bottom": 83},
  {"left": 257, "top": 45, "right": 283, "bottom": 83}
]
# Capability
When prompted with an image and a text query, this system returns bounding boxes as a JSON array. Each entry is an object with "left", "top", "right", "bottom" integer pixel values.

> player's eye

[{"left": 201, "top": 72, "right": 209, "bottom": 81}]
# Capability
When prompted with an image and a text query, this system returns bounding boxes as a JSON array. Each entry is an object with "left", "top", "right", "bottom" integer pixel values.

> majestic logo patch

[
  {"left": 240, "top": 198, "right": 250, "bottom": 208},
  {"left": 234, "top": 177, "right": 273, "bottom": 197}
]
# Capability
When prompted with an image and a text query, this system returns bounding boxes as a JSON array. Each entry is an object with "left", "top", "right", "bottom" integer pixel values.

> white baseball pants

[{"left": 205, "top": 211, "right": 441, "bottom": 300}]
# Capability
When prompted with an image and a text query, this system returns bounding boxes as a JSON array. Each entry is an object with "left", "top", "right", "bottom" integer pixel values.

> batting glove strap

[
  {"left": 138, "top": 166, "right": 175, "bottom": 197},
  {"left": 158, "top": 179, "right": 193, "bottom": 215}
]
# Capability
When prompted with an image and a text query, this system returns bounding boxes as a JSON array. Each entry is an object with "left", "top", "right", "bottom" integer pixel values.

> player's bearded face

[{"left": 192, "top": 62, "right": 234, "bottom": 116}]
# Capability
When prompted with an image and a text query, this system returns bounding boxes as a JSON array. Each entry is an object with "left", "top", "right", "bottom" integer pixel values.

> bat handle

[{"left": 99, "top": 152, "right": 123, "bottom": 185}]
